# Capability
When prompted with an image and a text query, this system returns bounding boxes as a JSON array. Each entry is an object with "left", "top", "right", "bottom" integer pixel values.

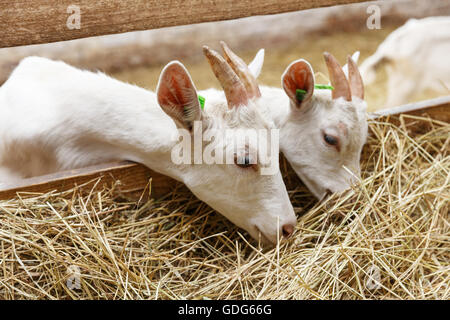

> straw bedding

[{"left": 0, "top": 115, "right": 448, "bottom": 299}]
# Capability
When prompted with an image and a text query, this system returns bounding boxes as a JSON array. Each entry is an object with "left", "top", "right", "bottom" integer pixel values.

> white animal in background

[
  {"left": 201, "top": 42, "right": 368, "bottom": 200},
  {"left": 0, "top": 53, "right": 296, "bottom": 245},
  {"left": 359, "top": 17, "right": 450, "bottom": 107}
]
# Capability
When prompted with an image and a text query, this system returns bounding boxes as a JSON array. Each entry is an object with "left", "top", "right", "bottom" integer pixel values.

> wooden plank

[
  {"left": 0, "top": 161, "right": 178, "bottom": 201},
  {"left": 369, "top": 96, "right": 450, "bottom": 136},
  {"left": 0, "top": 0, "right": 366, "bottom": 48},
  {"left": 0, "top": 96, "right": 448, "bottom": 201},
  {"left": 370, "top": 96, "right": 450, "bottom": 123}
]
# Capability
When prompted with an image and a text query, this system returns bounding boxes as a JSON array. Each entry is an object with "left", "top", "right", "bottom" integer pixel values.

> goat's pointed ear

[
  {"left": 282, "top": 59, "right": 315, "bottom": 109},
  {"left": 248, "top": 49, "right": 265, "bottom": 78},
  {"left": 157, "top": 61, "right": 201, "bottom": 131}
]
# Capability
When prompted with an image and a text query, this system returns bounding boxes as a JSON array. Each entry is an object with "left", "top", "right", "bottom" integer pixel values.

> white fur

[
  {"left": 262, "top": 87, "right": 367, "bottom": 199},
  {"left": 199, "top": 84, "right": 367, "bottom": 200},
  {"left": 359, "top": 17, "right": 450, "bottom": 107},
  {"left": 214, "top": 51, "right": 368, "bottom": 200},
  {"left": 0, "top": 56, "right": 296, "bottom": 245}
]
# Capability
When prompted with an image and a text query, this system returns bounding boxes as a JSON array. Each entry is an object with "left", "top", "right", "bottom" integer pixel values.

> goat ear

[
  {"left": 281, "top": 59, "right": 315, "bottom": 108},
  {"left": 248, "top": 49, "right": 265, "bottom": 78},
  {"left": 157, "top": 61, "right": 201, "bottom": 131}
]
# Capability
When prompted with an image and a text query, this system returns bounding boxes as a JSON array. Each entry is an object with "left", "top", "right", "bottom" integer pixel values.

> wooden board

[
  {"left": 370, "top": 96, "right": 450, "bottom": 122},
  {"left": 0, "top": 96, "right": 449, "bottom": 201},
  {"left": 0, "top": 161, "right": 178, "bottom": 201},
  {"left": 370, "top": 96, "right": 450, "bottom": 136},
  {"left": 0, "top": 0, "right": 366, "bottom": 48}
]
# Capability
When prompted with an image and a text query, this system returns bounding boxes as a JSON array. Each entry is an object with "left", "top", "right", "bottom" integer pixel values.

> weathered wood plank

[
  {"left": 370, "top": 96, "right": 450, "bottom": 136},
  {"left": 370, "top": 96, "right": 450, "bottom": 123},
  {"left": 0, "top": 0, "right": 367, "bottom": 48},
  {"left": 0, "top": 97, "right": 448, "bottom": 201},
  {"left": 0, "top": 161, "right": 178, "bottom": 201}
]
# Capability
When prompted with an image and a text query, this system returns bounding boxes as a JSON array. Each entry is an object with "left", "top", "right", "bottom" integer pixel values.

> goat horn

[
  {"left": 220, "top": 41, "right": 261, "bottom": 99},
  {"left": 347, "top": 55, "right": 364, "bottom": 100},
  {"left": 203, "top": 46, "right": 248, "bottom": 108},
  {"left": 323, "top": 52, "right": 351, "bottom": 101}
]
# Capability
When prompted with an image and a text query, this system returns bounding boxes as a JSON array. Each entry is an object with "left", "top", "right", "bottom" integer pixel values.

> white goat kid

[
  {"left": 0, "top": 54, "right": 296, "bottom": 245},
  {"left": 200, "top": 42, "right": 368, "bottom": 201},
  {"left": 277, "top": 52, "right": 367, "bottom": 200},
  {"left": 359, "top": 17, "right": 450, "bottom": 107}
]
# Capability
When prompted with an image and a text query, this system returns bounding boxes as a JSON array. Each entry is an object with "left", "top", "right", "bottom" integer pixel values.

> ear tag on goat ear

[
  {"left": 296, "top": 84, "right": 334, "bottom": 102},
  {"left": 314, "top": 84, "right": 334, "bottom": 90},
  {"left": 198, "top": 95, "right": 205, "bottom": 110},
  {"left": 296, "top": 89, "right": 307, "bottom": 102}
]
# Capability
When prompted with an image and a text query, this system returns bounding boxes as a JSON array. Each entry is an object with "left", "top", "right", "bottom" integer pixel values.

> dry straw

[{"left": 0, "top": 115, "right": 448, "bottom": 299}]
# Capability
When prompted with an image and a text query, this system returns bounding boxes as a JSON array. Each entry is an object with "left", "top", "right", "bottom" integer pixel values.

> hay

[{"left": 0, "top": 115, "right": 448, "bottom": 300}]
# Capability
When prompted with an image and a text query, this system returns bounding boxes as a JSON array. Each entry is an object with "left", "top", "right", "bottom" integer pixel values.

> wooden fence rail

[{"left": 0, "top": 0, "right": 367, "bottom": 48}]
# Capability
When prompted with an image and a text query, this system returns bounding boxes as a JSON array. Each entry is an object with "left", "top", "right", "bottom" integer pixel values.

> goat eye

[
  {"left": 234, "top": 155, "right": 254, "bottom": 169},
  {"left": 323, "top": 134, "right": 338, "bottom": 146}
]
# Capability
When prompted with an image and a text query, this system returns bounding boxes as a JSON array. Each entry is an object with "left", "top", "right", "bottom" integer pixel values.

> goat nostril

[{"left": 282, "top": 224, "right": 294, "bottom": 238}]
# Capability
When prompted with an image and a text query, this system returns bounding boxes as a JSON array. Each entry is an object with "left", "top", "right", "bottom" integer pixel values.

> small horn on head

[
  {"left": 347, "top": 55, "right": 364, "bottom": 100},
  {"left": 220, "top": 41, "right": 261, "bottom": 99},
  {"left": 323, "top": 52, "right": 351, "bottom": 101},
  {"left": 203, "top": 45, "right": 248, "bottom": 108}
]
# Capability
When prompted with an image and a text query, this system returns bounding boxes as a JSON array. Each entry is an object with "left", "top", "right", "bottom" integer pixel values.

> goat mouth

[
  {"left": 291, "top": 167, "right": 323, "bottom": 200},
  {"left": 319, "top": 189, "right": 333, "bottom": 202},
  {"left": 254, "top": 226, "right": 275, "bottom": 246}
]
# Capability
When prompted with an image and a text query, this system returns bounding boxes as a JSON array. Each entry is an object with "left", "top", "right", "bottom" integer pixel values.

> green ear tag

[
  {"left": 296, "top": 84, "right": 334, "bottom": 102},
  {"left": 198, "top": 95, "right": 205, "bottom": 110},
  {"left": 296, "top": 89, "right": 307, "bottom": 102},
  {"left": 314, "top": 84, "right": 334, "bottom": 90}
]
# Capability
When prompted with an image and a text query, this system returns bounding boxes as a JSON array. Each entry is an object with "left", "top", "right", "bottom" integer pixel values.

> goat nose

[{"left": 282, "top": 224, "right": 295, "bottom": 238}]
